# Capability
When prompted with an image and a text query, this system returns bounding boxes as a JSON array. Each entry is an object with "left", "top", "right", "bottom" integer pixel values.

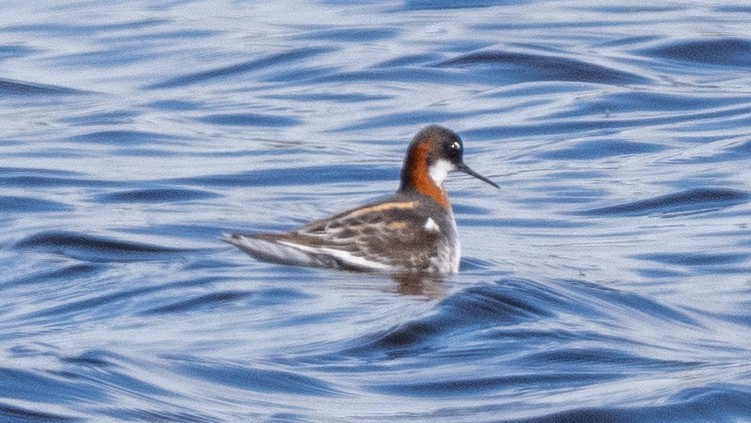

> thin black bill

[{"left": 458, "top": 163, "right": 499, "bottom": 188}]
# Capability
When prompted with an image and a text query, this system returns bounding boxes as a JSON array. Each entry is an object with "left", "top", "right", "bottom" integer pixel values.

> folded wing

[{"left": 224, "top": 200, "right": 440, "bottom": 272}]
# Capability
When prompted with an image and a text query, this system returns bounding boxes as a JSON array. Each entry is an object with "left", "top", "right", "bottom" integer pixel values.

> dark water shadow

[
  {"left": 577, "top": 188, "right": 749, "bottom": 217},
  {"left": 437, "top": 50, "right": 649, "bottom": 85},
  {"left": 95, "top": 187, "right": 219, "bottom": 204},
  {"left": 15, "top": 231, "right": 193, "bottom": 262},
  {"left": 0, "top": 77, "right": 85, "bottom": 96},
  {"left": 642, "top": 37, "right": 751, "bottom": 67},
  {"left": 145, "top": 47, "right": 333, "bottom": 90}
]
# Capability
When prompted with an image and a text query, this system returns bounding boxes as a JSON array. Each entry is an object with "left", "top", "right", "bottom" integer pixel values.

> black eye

[{"left": 450, "top": 141, "right": 461, "bottom": 151}]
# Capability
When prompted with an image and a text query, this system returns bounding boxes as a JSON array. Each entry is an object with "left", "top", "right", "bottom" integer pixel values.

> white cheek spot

[
  {"left": 428, "top": 159, "right": 456, "bottom": 186},
  {"left": 424, "top": 217, "right": 440, "bottom": 233}
]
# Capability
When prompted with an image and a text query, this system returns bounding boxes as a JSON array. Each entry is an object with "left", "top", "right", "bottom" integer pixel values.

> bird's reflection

[{"left": 390, "top": 273, "right": 447, "bottom": 299}]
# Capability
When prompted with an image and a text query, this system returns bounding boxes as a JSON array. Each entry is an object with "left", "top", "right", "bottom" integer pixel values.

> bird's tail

[{"left": 222, "top": 233, "right": 321, "bottom": 267}]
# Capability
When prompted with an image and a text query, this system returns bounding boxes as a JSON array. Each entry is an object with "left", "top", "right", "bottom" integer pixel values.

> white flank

[
  {"left": 423, "top": 217, "right": 440, "bottom": 233},
  {"left": 428, "top": 158, "right": 455, "bottom": 186},
  {"left": 278, "top": 241, "right": 393, "bottom": 271},
  {"left": 224, "top": 235, "right": 317, "bottom": 266}
]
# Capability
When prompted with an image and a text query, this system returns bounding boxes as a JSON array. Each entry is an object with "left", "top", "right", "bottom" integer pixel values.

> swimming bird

[{"left": 224, "top": 125, "right": 498, "bottom": 274}]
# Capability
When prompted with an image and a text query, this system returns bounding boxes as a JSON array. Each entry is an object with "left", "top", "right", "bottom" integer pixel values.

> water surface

[{"left": 2, "top": 0, "right": 751, "bottom": 421}]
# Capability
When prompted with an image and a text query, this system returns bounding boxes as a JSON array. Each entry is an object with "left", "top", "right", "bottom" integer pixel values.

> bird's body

[{"left": 224, "top": 125, "right": 497, "bottom": 275}]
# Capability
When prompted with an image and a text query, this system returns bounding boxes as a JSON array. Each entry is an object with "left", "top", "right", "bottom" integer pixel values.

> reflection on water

[
  {"left": 2, "top": 0, "right": 751, "bottom": 421},
  {"left": 390, "top": 273, "right": 447, "bottom": 298}
]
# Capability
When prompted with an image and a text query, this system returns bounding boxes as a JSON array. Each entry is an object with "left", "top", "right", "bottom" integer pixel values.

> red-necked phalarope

[{"left": 224, "top": 125, "right": 498, "bottom": 274}]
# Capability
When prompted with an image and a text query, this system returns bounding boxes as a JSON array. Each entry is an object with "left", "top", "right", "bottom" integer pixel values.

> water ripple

[
  {"left": 347, "top": 279, "right": 563, "bottom": 356},
  {"left": 66, "top": 130, "right": 180, "bottom": 146},
  {"left": 0, "top": 366, "right": 106, "bottom": 405},
  {"left": 438, "top": 50, "right": 649, "bottom": 84},
  {"left": 171, "top": 357, "right": 342, "bottom": 397},
  {"left": 0, "top": 195, "right": 72, "bottom": 213},
  {"left": 3, "top": 1, "right": 751, "bottom": 421},
  {"left": 145, "top": 47, "right": 333, "bottom": 90},
  {"left": 634, "top": 252, "right": 749, "bottom": 268},
  {"left": 178, "top": 164, "right": 390, "bottom": 188},
  {"left": 0, "top": 44, "right": 36, "bottom": 60},
  {"left": 579, "top": 188, "right": 749, "bottom": 217},
  {"left": 16, "top": 231, "right": 191, "bottom": 262},
  {"left": 372, "top": 372, "right": 618, "bottom": 398},
  {"left": 515, "top": 385, "right": 751, "bottom": 423},
  {"left": 139, "top": 290, "right": 252, "bottom": 315},
  {"left": 96, "top": 188, "right": 219, "bottom": 204},
  {"left": 4, "top": 19, "right": 167, "bottom": 36},
  {"left": 7, "top": 263, "right": 101, "bottom": 288},
  {"left": 0, "top": 77, "right": 84, "bottom": 96},
  {"left": 296, "top": 27, "right": 398, "bottom": 42},
  {"left": 196, "top": 113, "right": 301, "bottom": 127},
  {"left": 0, "top": 402, "right": 82, "bottom": 423},
  {"left": 644, "top": 37, "right": 751, "bottom": 67},
  {"left": 537, "top": 139, "right": 667, "bottom": 160}
]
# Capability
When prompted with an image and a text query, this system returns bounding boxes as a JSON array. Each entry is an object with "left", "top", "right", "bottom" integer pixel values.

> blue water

[{"left": 2, "top": 1, "right": 751, "bottom": 421}]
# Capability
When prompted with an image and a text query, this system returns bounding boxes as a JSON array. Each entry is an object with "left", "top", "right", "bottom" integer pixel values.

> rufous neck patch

[{"left": 407, "top": 141, "right": 450, "bottom": 209}]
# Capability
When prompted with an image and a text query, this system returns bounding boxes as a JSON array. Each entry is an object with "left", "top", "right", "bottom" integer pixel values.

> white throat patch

[{"left": 428, "top": 159, "right": 456, "bottom": 186}]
